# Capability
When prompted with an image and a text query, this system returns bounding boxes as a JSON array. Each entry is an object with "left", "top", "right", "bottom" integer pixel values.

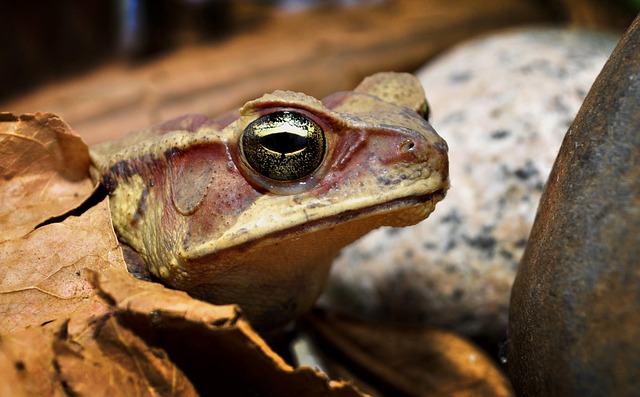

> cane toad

[{"left": 90, "top": 72, "right": 449, "bottom": 330}]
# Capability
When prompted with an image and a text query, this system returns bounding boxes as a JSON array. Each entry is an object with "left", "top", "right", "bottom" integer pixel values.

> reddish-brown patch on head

[{"left": 166, "top": 141, "right": 262, "bottom": 249}]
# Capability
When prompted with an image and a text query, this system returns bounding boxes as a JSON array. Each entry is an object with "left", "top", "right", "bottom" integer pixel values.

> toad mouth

[{"left": 186, "top": 188, "right": 447, "bottom": 262}]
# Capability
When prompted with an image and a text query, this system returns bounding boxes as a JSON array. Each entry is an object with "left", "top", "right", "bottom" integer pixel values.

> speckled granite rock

[{"left": 319, "top": 27, "right": 619, "bottom": 339}]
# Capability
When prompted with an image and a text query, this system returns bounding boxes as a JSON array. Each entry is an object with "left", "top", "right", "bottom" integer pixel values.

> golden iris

[{"left": 241, "top": 111, "right": 326, "bottom": 181}]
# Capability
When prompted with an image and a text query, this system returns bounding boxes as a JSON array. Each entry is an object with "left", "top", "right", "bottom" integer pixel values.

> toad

[{"left": 90, "top": 72, "right": 449, "bottom": 330}]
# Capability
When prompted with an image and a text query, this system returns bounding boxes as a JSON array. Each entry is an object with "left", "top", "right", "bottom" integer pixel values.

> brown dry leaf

[
  {"left": 0, "top": 112, "right": 94, "bottom": 242},
  {"left": 57, "top": 315, "right": 198, "bottom": 397},
  {"left": 0, "top": 322, "right": 67, "bottom": 396},
  {"left": 0, "top": 198, "right": 125, "bottom": 334},
  {"left": 96, "top": 268, "right": 366, "bottom": 397},
  {"left": 0, "top": 311, "right": 198, "bottom": 396},
  {"left": 306, "top": 312, "right": 514, "bottom": 397},
  {"left": 0, "top": 353, "right": 28, "bottom": 397},
  {"left": 0, "top": 185, "right": 196, "bottom": 395}
]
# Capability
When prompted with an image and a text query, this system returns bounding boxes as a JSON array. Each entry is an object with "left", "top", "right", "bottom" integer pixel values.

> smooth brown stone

[{"left": 508, "top": 15, "right": 640, "bottom": 396}]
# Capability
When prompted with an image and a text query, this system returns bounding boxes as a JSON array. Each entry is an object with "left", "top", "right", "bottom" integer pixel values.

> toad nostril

[{"left": 400, "top": 140, "right": 415, "bottom": 153}]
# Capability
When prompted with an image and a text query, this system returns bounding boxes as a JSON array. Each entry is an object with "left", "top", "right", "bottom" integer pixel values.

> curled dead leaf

[
  {"left": 95, "top": 268, "right": 366, "bottom": 397},
  {"left": 0, "top": 112, "right": 94, "bottom": 242}
]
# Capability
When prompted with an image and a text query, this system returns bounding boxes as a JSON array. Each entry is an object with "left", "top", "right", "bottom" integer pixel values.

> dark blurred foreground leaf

[{"left": 306, "top": 312, "right": 514, "bottom": 397}]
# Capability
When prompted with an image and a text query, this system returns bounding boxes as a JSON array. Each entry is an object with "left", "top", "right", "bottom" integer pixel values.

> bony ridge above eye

[{"left": 240, "top": 110, "right": 326, "bottom": 182}]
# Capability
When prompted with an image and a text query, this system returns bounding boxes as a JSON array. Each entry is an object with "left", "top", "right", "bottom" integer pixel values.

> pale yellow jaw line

[{"left": 185, "top": 169, "right": 446, "bottom": 260}]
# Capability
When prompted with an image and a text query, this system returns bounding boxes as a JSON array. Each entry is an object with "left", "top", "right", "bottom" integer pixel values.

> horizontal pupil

[{"left": 260, "top": 132, "right": 308, "bottom": 154}]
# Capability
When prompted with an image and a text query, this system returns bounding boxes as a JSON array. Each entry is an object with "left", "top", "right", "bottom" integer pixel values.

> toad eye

[{"left": 240, "top": 111, "right": 326, "bottom": 181}]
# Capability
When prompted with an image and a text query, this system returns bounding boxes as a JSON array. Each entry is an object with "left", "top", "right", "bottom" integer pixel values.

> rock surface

[
  {"left": 508, "top": 16, "right": 640, "bottom": 396},
  {"left": 320, "top": 27, "right": 618, "bottom": 339}
]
